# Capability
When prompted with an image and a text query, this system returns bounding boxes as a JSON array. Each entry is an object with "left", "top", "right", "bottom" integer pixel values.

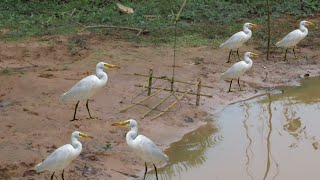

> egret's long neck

[
  {"left": 96, "top": 68, "right": 108, "bottom": 86},
  {"left": 243, "top": 26, "right": 252, "bottom": 37},
  {"left": 71, "top": 136, "right": 82, "bottom": 155},
  {"left": 244, "top": 56, "right": 253, "bottom": 65},
  {"left": 299, "top": 24, "right": 308, "bottom": 34},
  {"left": 126, "top": 126, "right": 138, "bottom": 147}
]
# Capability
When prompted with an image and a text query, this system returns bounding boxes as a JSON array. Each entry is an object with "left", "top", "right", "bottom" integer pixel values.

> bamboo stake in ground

[
  {"left": 266, "top": 0, "right": 271, "bottom": 60},
  {"left": 196, "top": 78, "right": 202, "bottom": 106},
  {"left": 147, "top": 69, "right": 153, "bottom": 96},
  {"left": 151, "top": 90, "right": 189, "bottom": 121},
  {"left": 143, "top": 91, "right": 174, "bottom": 118},
  {"left": 119, "top": 88, "right": 166, "bottom": 113}
]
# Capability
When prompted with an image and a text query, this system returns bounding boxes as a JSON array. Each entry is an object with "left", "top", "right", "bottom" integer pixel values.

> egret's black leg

[
  {"left": 237, "top": 48, "right": 241, "bottom": 61},
  {"left": 293, "top": 47, "right": 298, "bottom": 60},
  {"left": 227, "top": 50, "right": 232, "bottom": 63},
  {"left": 228, "top": 80, "right": 233, "bottom": 92},
  {"left": 86, "top": 99, "right": 93, "bottom": 119},
  {"left": 50, "top": 172, "right": 55, "bottom": 180},
  {"left": 153, "top": 164, "right": 159, "bottom": 180},
  {"left": 283, "top": 48, "right": 288, "bottom": 61},
  {"left": 61, "top": 169, "right": 65, "bottom": 180},
  {"left": 143, "top": 162, "right": 148, "bottom": 180},
  {"left": 238, "top": 78, "right": 242, "bottom": 91},
  {"left": 71, "top": 101, "right": 80, "bottom": 121}
]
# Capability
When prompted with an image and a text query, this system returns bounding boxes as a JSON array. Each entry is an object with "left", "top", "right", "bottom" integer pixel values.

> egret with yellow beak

[
  {"left": 220, "top": 22, "right": 258, "bottom": 63},
  {"left": 34, "top": 131, "right": 93, "bottom": 180},
  {"left": 61, "top": 62, "right": 120, "bottom": 120},
  {"left": 221, "top": 52, "right": 258, "bottom": 92},
  {"left": 112, "top": 119, "right": 169, "bottom": 180},
  {"left": 276, "top": 20, "right": 315, "bottom": 61}
]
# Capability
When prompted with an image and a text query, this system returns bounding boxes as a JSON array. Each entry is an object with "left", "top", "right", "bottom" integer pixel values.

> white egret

[
  {"left": 61, "top": 62, "right": 120, "bottom": 121},
  {"left": 221, "top": 52, "right": 258, "bottom": 92},
  {"left": 34, "top": 131, "right": 93, "bottom": 180},
  {"left": 220, "top": 22, "right": 257, "bottom": 63},
  {"left": 276, "top": 20, "right": 315, "bottom": 61},
  {"left": 112, "top": 119, "right": 169, "bottom": 180}
]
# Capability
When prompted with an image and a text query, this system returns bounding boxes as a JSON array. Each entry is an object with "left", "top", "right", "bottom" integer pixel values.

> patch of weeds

[
  {"left": 68, "top": 35, "right": 88, "bottom": 55},
  {"left": 1, "top": 67, "right": 13, "bottom": 75},
  {"left": 97, "top": 143, "right": 112, "bottom": 154}
]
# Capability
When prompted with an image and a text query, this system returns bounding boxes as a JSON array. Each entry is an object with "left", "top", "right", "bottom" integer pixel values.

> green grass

[{"left": 0, "top": 0, "right": 319, "bottom": 46}]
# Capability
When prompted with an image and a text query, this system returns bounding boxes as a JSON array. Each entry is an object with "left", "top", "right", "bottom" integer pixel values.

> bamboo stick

[
  {"left": 143, "top": 91, "right": 174, "bottom": 118},
  {"left": 133, "top": 73, "right": 214, "bottom": 88},
  {"left": 134, "top": 84, "right": 212, "bottom": 97},
  {"left": 147, "top": 69, "right": 153, "bottom": 96},
  {"left": 119, "top": 88, "right": 165, "bottom": 113},
  {"left": 151, "top": 91, "right": 189, "bottom": 120},
  {"left": 196, "top": 78, "right": 202, "bottom": 106}
]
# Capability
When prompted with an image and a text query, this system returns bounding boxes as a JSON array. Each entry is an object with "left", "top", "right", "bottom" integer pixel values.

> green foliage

[{"left": 0, "top": 0, "right": 319, "bottom": 45}]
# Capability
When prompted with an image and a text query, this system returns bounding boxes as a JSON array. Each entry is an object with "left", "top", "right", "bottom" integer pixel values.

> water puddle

[{"left": 148, "top": 78, "right": 320, "bottom": 180}]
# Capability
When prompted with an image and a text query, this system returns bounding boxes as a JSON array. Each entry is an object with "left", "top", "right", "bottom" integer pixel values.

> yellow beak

[
  {"left": 250, "top": 53, "right": 259, "bottom": 57},
  {"left": 306, "top": 21, "right": 315, "bottom": 26},
  {"left": 79, "top": 133, "right": 93, "bottom": 139},
  {"left": 250, "top": 24, "right": 258, "bottom": 28},
  {"left": 104, "top": 63, "right": 121, "bottom": 69},
  {"left": 111, "top": 121, "right": 130, "bottom": 126}
]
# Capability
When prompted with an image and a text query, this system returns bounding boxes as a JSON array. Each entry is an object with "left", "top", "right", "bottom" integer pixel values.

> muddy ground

[{"left": 0, "top": 27, "right": 320, "bottom": 180}]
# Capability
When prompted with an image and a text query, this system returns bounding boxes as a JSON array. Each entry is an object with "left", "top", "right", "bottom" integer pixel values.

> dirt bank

[{"left": 0, "top": 32, "right": 319, "bottom": 179}]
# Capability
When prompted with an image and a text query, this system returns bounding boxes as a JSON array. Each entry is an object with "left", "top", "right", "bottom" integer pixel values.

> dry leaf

[{"left": 117, "top": 3, "right": 134, "bottom": 14}]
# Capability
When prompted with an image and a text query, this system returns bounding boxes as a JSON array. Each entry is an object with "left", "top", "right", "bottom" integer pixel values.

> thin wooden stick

[
  {"left": 69, "top": 20, "right": 148, "bottom": 36},
  {"left": 174, "top": 0, "right": 187, "bottom": 23},
  {"left": 151, "top": 91, "right": 189, "bottom": 120},
  {"left": 143, "top": 91, "right": 174, "bottom": 118},
  {"left": 111, "top": 169, "right": 139, "bottom": 178},
  {"left": 119, "top": 88, "right": 165, "bottom": 112},
  {"left": 147, "top": 69, "right": 153, "bottom": 96},
  {"left": 196, "top": 78, "right": 202, "bottom": 106},
  {"left": 134, "top": 84, "right": 212, "bottom": 97},
  {"left": 266, "top": 0, "right": 271, "bottom": 60},
  {"left": 133, "top": 73, "right": 214, "bottom": 88}
]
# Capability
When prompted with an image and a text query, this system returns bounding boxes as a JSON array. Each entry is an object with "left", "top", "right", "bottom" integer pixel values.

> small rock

[
  {"left": 0, "top": 100, "right": 14, "bottom": 108},
  {"left": 184, "top": 116, "right": 194, "bottom": 123}
]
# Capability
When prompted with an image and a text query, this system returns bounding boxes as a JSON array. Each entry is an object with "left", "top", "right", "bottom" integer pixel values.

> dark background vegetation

[{"left": 0, "top": 0, "right": 319, "bottom": 46}]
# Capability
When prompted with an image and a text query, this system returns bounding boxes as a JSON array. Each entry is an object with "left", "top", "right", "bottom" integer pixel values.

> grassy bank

[{"left": 0, "top": 0, "right": 319, "bottom": 46}]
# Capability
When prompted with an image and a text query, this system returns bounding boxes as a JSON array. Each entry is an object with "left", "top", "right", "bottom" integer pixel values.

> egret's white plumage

[
  {"left": 34, "top": 131, "right": 92, "bottom": 179},
  {"left": 112, "top": 119, "right": 168, "bottom": 180},
  {"left": 276, "top": 20, "right": 315, "bottom": 60},
  {"left": 220, "top": 22, "right": 257, "bottom": 63},
  {"left": 221, "top": 52, "right": 258, "bottom": 92},
  {"left": 61, "top": 62, "right": 120, "bottom": 120}
]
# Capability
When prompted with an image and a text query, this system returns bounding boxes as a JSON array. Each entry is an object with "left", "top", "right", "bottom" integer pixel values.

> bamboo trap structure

[
  {"left": 151, "top": 90, "right": 189, "bottom": 121},
  {"left": 143, "top": 91, "right": 175, "bottom": 118},
  {"left": 119, "top": 87, "right": 166, "bottom": 113},
  {"left": 134, "top": 73, "right": 214, "bottom": 88}
]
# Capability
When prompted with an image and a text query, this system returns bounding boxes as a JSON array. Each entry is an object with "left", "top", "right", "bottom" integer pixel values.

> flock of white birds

[
  {"left": 220, "top": 20, "right": 315, "bottom": 92},
  {"left": 32, "top": 20, "right": 315, "bottom": 180}
]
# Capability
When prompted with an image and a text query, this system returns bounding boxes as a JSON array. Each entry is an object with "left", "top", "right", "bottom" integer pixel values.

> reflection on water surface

[{"left": 147, "top": 78, "right": 320, "bottom": 180}]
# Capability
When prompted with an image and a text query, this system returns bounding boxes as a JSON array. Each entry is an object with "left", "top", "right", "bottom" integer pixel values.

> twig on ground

[{"left": 69, "top": 20, "right": 148, "bottom": 36}]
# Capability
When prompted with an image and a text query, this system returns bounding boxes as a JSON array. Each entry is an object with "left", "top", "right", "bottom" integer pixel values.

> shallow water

[{"left": 148, "top": 78, "right": 320, "bottom": 180}]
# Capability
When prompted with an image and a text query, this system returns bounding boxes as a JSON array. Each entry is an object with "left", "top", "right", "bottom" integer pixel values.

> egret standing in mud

[
  {"left": 276, "top": 20, "right": 315, "bottom": 61},
  {"left": 220, "top": 22, "right": 257, "bottom": 63},
  {"left": 221, "top": 52, "right": 258, "bottom": 92},
  {"left": 112, "top": 119, "right": 169, "bottom": 180},
  {"left": 61, "top": 62, "right": 120, "bottom": 121},
  {"left": 34, "top": 131, "right": 93, "bottom": 180}
]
